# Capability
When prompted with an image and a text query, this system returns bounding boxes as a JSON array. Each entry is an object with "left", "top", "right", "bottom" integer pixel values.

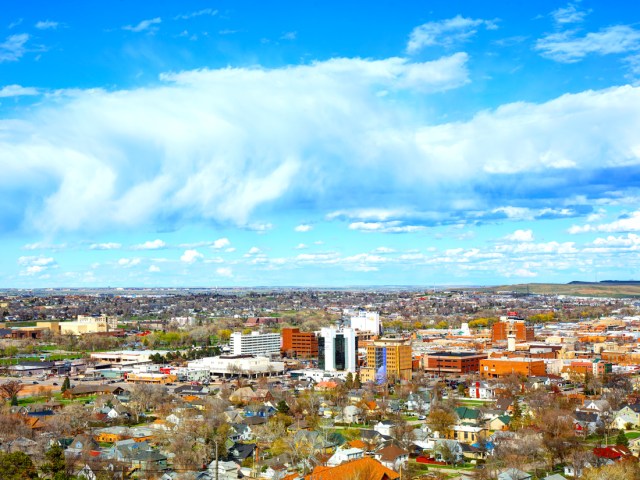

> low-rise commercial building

[
  {"left": 424, "top": 352, "right": 488, "bottom": 375},
  {"left": 480, "top": 357, "right": 546, "bottom": 378},
  {"left": 187, "top": 355, "right": 285, "bottom": 378}
]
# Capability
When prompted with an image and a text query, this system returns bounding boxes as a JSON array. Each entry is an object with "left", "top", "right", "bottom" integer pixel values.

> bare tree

[{"left": 0, "top": 381, "right": 23, "bottom": 402}]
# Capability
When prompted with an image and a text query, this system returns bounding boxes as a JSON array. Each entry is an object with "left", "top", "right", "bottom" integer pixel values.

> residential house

[
  {"left": 613, "top": 404, "right": 640, "bottom": 429},
  {"left": 289, "top": 457, "right": 400, "bottom": 480},
  {"left": 66, "top": 434, "right": 100, "bottom": 457},
  {"left": 469, "top": 381, "right": 498, "bottom": 399},
  {"left": 497, "top": 468, "right": 532, "bottom": 480},
  {"left": 375, "top": 444, "right": 409, "bottom": 470},
  {"left": 327, "top": 447, "right": 364, "bottom": 466},
  {"left": 374, "top": 420, "right": 396, "bottom": 437}
]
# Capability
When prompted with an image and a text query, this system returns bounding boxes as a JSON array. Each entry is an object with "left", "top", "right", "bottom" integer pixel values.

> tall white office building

[
  {"left": 230, "top": 331, "right": 281, "bottom": 356},
  {"left": 318, "top": 327, "right": 357, "bottom": 372}
]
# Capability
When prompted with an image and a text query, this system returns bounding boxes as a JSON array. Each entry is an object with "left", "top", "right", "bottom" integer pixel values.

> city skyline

[{"left": 3, "top": 1, "right": 640, "bottom": 287}]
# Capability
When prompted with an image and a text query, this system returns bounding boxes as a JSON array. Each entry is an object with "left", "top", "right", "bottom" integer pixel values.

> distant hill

[{"left": 482, "top": 282, "right": 640, "bottom": 298}]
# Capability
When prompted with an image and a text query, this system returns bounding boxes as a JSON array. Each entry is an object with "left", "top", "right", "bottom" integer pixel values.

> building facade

[
  {"left": 230, "top": 331, "right": 281, "bottom": 357},
  {"left": 480, "top": 357, "right": 546, "bottom": 378},
  {"left": 360, "top": 338, "right": 412, "bottom": 383},
  {"left": 424, "top": 352, "right": 488, "bottom": 375},
  {"left": 318, "top": 327, "right": 357, "bottom": 372},
  {"left": 281, "top": 328, "right": 319, "bottom": 358},
  {"left": 350, "top": 311, "right": 381, "bottom": 335},
  {"left": 491, "top": 321, "right": 535, "bottom": 343}
]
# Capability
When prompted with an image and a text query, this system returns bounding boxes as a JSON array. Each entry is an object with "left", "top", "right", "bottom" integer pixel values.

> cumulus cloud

[
  {"left": 295, "top": 243, "right": 307, "bottom": 249},
  {"left": 133, "top": 239, "right": 166, "bottom": 250},
  {"left": 148, "top": 265, "right": 160, "bottom": 272},
  {"left": 569, "top": 210, "right": 640, "bottom": 234},
  {"left": 0, "top": 84, "right": 39, "bottom": 97},
  {"left": 407, "top": 15, "right": 497, "bottom": 53},
  {"left": 503, "top": 229, "right": 534, "bottom": 242},
  {"left": 294, "top": 224, "right": 312, "bottom": 232},
  {"left": 123, "top": 17, "right": 161, "bottom": 33},
  {"left": 118, "top": 257, "right": 141, "bottom": 267},
  {"left": 180, "top": 249, "right": 203, "bottom": 263},
  {"left": 3, "top": 58, "right": 640, "bottom": 237},
  {"left": 216, "top": 267, "right": 233, "bottom": 277},
  {"left": 212, "top": 237, "right": 231, "bottom": 249}
]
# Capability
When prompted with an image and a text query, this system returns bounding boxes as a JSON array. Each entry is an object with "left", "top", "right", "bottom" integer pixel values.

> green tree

[
  {"left": 276, "top": 400, "right": 290, "bottom": 414},
  {"left": 353, "top": 372, "right": 362, "bottom": 389},
  {"left": 615, "top": 429, "right": 629, "bottom": 447},
  {"left": 61, "top": 376, "right": 71, "bottom": 393},
  {"left": 41, "top": 444, "right": 68, "bottom": 479},
  {"left": 0, "top": 451, "right": 38, "bottom": 479},
  {"left": 345, "top": 372, "right": 354, "bottom": 390}
]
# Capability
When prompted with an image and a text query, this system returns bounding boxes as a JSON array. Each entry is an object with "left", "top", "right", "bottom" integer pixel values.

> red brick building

[
  {"left": 424, "top": 352, "right": 488, "bottom": 375},
  {"left": 491, "top": 321, "right": 535, "bottom": 343},
  {"left": 281, "top": 328, "right": 318, "bottom": 358}
]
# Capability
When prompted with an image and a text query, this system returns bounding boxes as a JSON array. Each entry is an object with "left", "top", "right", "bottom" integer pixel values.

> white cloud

[
  {"left": 503, "top": 229, "right": 534, "bottom": 242},
  {"left": 123, "top": 17, "right": 161, "bottom": 33},
  {"left": 511, "top": 268, "right": 538, "bottom": 278},
  {"left": 90, "top": 242, "right": 122, "bottom": 250},
  {"left": 295, "top": 243, "right": 307, "bottom": 249},
  {"left": 35, "top": 20, "right": 59, "bottom": 30},
  {"left": 569, "top": 211, "right": 640, "bottom": 234},
  {"left": 148, "top": 265, "right": 160, "bottom": 272},
  {"left": 180, "top": 249, "right": 203, "bottom": 263},
  {"left": 0, "top": 84, "right": 39, "bottom": 97},
  {"left": 216, "top": 267, "right": 233, "bottom": 277},
  {"left": 22, "top": 242, "right": 66, "bottom": 250},
  {"left": 212, "top": 237, "right": 231, "bottom": 249},
  {"left": 133, "top": 239, "right": 166, "bottom": 250},
  {"left": 294, "top": 224, "right": 312, "bottom": 232},
  {"left": 118, "top": 257, "right": 141, "bottom": 267},
  {"left": 551, "top": 3, "right": 589, "bottom": 25},
  {"left": 536, "top": 25, "right": 640, "bottom": 63},
  {"left": 407, "top": 15, "right": 497, "bottom": 53},
  {"left": 373, "top": 247, "right": 395, "bottom": 253},
  {"left": 18, "top": 256, "right": 55, "bottom": 267},
  {"left": 246, "top": 247, "right": 261, "bottom": 256},
  {"left": 348, "top": 221, "right": 425, "bottom": 233},
  {"left": 174, "top": 8, "right": 217, "bottom": 20},
  {"left": 0, "top": 33, "right": 29, "bottom": 62},
  {"left": 281, "top": 31, "right": 297, "bottom": 40}
]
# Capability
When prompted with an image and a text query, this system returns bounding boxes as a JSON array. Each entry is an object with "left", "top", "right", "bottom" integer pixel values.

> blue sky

[{"left": 3, "top": 1, "right": 640, "bottom": 287}]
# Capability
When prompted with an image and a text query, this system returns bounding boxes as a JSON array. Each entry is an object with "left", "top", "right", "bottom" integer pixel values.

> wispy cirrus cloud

[
  {"left": 551, "top": 3, "right": 590, "bottom": 25},
  {"left": 407, "top": 15, "right": 497, "bottom": 53},
  {"left": 123, "top": 17, "right": 161, "bottom": 33},
  {"left": 174, "top": 8, "right": 217, "bottom": 20},
  {"left": 89, "top": 242, "right": 122, "bottom": 250},
  {"left": 0, "top": 33, "right": 29, "bottom": 62},
  {"left": 536, "top": 25, "right": 640, "bottom": 63},
  {"left": 35, "top": 20, "right": 59, "bottom": 30},
  {"left": 133, "top": 239, "right": 166, "bottom": 250}
]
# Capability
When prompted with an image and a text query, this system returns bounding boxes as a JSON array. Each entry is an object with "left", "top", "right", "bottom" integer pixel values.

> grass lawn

[
  {"left": 458, "top": 400, "right": 489, "bottom": 407},
  {"left": 626, "top": 431, "right": 640, "bottom": 439}
]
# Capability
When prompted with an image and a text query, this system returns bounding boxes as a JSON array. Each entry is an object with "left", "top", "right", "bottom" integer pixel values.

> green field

[{"left": 477, "top": 282, "right": 640, "bottom": 298}]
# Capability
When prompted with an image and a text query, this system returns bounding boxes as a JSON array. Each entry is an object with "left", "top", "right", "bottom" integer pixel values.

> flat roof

[{"left": 428, "top": 352, "right": 487, "bottom": 358}]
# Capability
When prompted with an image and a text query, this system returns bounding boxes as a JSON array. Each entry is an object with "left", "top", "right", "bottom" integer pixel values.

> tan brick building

[{"left": 360, "top": 338, "right": 412, "bottom": 383}]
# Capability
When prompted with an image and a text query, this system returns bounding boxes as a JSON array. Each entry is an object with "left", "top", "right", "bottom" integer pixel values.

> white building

[
  {"left": 230, "top": 331, "right": 281, "bottom": 356},
  {"left": 187, "top": 355, "right": 285, "bottom": 378},
  {"left": 350, "top": 311, "right": 380, "bottom": 334},
  {"left": 319, "top": 327, "right": 357, "bottom": 373}
]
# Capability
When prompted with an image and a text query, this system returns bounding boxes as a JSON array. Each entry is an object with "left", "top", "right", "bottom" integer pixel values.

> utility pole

[{"left": 215, "top": 439, "right": 219, "bottom": 480}]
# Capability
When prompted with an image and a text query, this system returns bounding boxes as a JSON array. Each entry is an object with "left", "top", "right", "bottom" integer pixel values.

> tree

[
  {"left": 426, "top": 407, "right": 456, "bottom": 438},
  {"left": 0, "top": 451, "right": 38, "bottom": 479},
  {"left": 580, "top": 461, "right": 640, "bottom": 480},
  {"left": 276, "top": 399, "right": 290, "bottom": 414},
  {"left": 615, "top": 429, "right": 629, "bottom": 447},
  {"left": 61, "top": 376, "right": 71, "bottom": 393},
  {"left": 40, "top": 444, "right": 68, "bottom": 479},
  {"left": 0, "top": 381, "right": 24, "bottom": 403}
]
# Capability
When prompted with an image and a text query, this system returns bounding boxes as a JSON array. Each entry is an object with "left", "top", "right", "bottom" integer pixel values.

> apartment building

[
  {"left": 230, "top": 331, "right": 281, "bottom": 357},
  {"left": 491, "top": 320, "right": 535, "bottom": 343}
]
